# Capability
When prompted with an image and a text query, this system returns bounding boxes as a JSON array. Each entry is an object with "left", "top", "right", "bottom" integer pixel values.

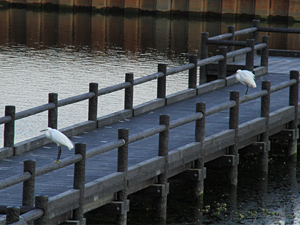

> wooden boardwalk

[{"left": 0, "top": 55, "right": 299, "bottom": 212}]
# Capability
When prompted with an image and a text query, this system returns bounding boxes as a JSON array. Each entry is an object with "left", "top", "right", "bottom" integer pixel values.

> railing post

[
  {"left": 227, "top": 25, "right": 235, "bottom": 54},
  {"left": 157, "top": 64, "right": 167, "bottom": 99},
  {"left": 88, "top": 83, "right": 98, "bottom": 121},
  {"left": 194, "top": 102, "right": 206, "bottom": 196},
  {"left": 259, "top": 81, "right": 271, "bottom": 173},
  {"left": 218, "top": 46, "right": 227, "bottom": 80},
  {"left": 6, "top": 206, "right": 20, "bottom": 224},
  {"left": 48, "top": 93, "right": 58, "bottom": 129},
  {"left": 4, "top": 105, "right": 15, "bottom": 148},
  {"left": 125, "top": 73, "right": 134, "bottom": 110},
  {"left": 34, "top": 196, "right": 49, "bottom": 225},
  {"left": 245, "top": 39, "right": 255, "bottom": 71},
  {"left": 116, "top": 128, "right": 129, "bottom": 225},
  {"left": 287, "top": 71, "right": 299, "bottom": 158},
  {"left": 22, "top": 160, "right": 36, "bottom": 207},
  {"left": 261, "top": 35, "right": 269, "bottom": 69},
  {"left": 188, "top": 54, "right": 198, "bottom": 89},
  {"left": 252, "top": 19, "right": 260, "bottom": 42},
  {"left": 73, "top": 143, "right": 86, "bottom": 224},
  {"left": 200, "top": 32, "right": 209, "bottom": 84},
  {"left": 229, "top": 91, "right": 239, "bottom": 186},
  {"left": 157, "top": 114, "right": 170, "bottom": 221}
]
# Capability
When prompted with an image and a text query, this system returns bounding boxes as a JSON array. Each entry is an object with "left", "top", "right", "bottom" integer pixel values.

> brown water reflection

[
  {"left": 0, "top": 8, "right": 299, "bottom": 143},
  {"left": 1, "top": 9, "right": 300, "bottom": 52}
]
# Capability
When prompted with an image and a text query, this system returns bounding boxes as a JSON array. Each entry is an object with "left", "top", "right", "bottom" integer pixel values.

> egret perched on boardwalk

[
  {"left": 236, "top": 69, "right": 257, "bottom": 95},
  {"left": 40, "top": 127, "right": 74, "bottom": 162}
]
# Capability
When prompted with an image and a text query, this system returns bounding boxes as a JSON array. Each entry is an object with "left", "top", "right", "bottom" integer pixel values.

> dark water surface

[{"left": 0, "top": 9, "right": 299, "bottom": 224}]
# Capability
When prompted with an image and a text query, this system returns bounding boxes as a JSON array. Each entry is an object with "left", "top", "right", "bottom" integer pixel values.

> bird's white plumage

[
  {"left": 42, "top": 127, "right": 74, "bottom": 150},
  {"left": 236, "top": 69, "right": 257, "bottom": 88}
]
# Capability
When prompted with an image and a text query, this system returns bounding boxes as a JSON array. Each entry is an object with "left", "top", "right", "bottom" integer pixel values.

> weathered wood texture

[{"left": 0, "top": 22, "right": 299, "bottom": 225}]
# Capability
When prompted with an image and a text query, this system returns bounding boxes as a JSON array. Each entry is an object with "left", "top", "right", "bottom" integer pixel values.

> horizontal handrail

[
  {"left": 134, "top": 72, "right": 164, "bottom": 85},
  {"left": 169, "top": 112, "right": 203, "bottom": 129},
  {"left": 227, "top": 47, "right": 252, "bottom": 59},
  {"left": 12, "top": 209, "right": 44, "bottom": 225},
  {"left": 234, "top": 27, "right": 258, "bottom": 36},
  {"left": 15, "top": 103, "right": 55, "bottom": 120},
  {"left": 270, "top": 79, "right": 297, "bottom": 93},
  {"left": 258, "top": 27, "right": 300, "bottom": 34},
  {"left": 0, "top": 172, "right": 31, "bottom": 190},
  {"left": 97, "top": 82, "right": 131, "bottom": 95},
  {"left": 58, "top": 92, "right": 95, "bottom": 107},
  {"left": 197, "top": 55, "right": 224, "bottom": 66},
  {"left": 167, "top": 63, "right": 195, "bottom": 75},
  {"left": 128, "top": 125, "right": 166, "bottom": 143},
  {"left": 0, "top": 76, "right": 297, "bottom": 198}
]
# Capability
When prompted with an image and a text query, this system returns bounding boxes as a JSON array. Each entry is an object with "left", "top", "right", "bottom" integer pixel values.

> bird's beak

[{"left": 40, "top": 129, "right": 46, "bottom": 132}]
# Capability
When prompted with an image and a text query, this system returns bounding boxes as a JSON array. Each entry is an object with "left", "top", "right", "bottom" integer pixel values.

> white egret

[
  {"left": 40, "top": 127, "right": 74, "bottom": 162},
  {"left": 236, "top": 69, "right": 257, "bottom": 95}
]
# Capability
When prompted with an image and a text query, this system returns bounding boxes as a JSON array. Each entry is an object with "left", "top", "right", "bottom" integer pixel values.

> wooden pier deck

[{"left": 0, "top": 21, "right": 299, "bottom": 224}]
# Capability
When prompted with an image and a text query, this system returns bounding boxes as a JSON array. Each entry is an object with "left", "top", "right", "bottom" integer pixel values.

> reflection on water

[
  {"left": 0, "top": 8, "right": 299, "bottom": 225},
  {"left": 0, "top": 9, "right": 299, "bottom": 143},
  {"left": 85, "top": 147, "right": 300, "bottom": 224}
]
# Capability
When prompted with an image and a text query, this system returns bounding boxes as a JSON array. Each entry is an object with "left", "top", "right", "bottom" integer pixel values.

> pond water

[
  {"left": 0, "top": 9, "right": 299, "bottom": 144},
  {"left": 0, "top": 8, "right": 299, "bottom": 224}
]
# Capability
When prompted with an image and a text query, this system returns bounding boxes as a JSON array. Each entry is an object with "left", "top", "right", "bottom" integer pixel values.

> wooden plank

[
  {"left": 168, "top": 142, "right": 201, "bottom": 170},
  {"left": 238, "top": 117, "right": 266, "bottom": 144},
  {"left": 133, "top": 98, "right": 165, "bottom": 116},
  {"left": 84, "top": 172, "right": 125, "bottom": 203},
  {"left": 127, "top": 156, "right": 165, "bottom": 187},
  {"left": 270, "top": 129, "right": 299, "bottom": 140},
  {"left": 204, "top": 130, "right": 235, "bottom": 162},
  {"left": 197, "top": 79, "right": 226, "bottom": 95},
  {"left": 166, "top": 89, "right": 197, "bottom": 105},
  {"left": 48, "top": 190, "right": 80, "bottom": 219},
  {"left": 269, "top": 106, "right": 295, "bottom": 135},
  {"left": 0, "top": 147, "right": 14, "bottom": 160},
  {"left": 97, "top": 109, "right": 132, "bottom": 127},
  {"left": 171, "top": 168, "right": 206, "bottom": 181}
]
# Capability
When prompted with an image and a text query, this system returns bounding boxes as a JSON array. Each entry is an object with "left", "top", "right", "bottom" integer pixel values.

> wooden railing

[
  {"left": 0, "top": 20, "right": 273, "bottom": 158},
  {"left": 1, "top": 20, "right": 300, "bottom": 224},
  {"left": 2, "top": 70, "right": 299, "bottom": 224}
]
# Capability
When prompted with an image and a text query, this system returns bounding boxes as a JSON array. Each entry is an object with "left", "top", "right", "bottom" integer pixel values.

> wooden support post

[
  {"left": 6, "top": 206, "right": 20, "bottom": 224},
  {"left": 188, "top": 54, "right": 198, "bottom": 89},
  {"left": 252, "top": 19, "right": 260, "bottom": 42},
  {"left": 157, "top": 64, "right": 167, "bottom": 99},
  {"left": 261, "top": 36, "right": 269, "bottom": 69},
  {"left": 48, "top": 93, "right": 58, "bottom": 129},
  {"left": 4, "top": 105, "right": 15, "bottom": 148},
  {"left": 229, "top": 91, "right": 239, "bottom": 186},
  {"left": 259, "top": 81, "right": 270, "bottom": 173},
  {"left": 200, "top": 32, "right": 209, "bottom": 84},
  {"left": 218, "top": 46, "right": 227, "bottom": 80},
  {"left": 125, "top": 73, "right": 134, "bottom": 110},
  {"left": 116, "top": 128, "right": 129, "bottom": 225},
  {"left": 287, "top": 71, "right": 299, "bottom": 159},
  {"left": 157, "top": 114, "right": 170, "bottom": 221},
  {"left": 246, "top": 39, "right": 255, "bottom": 71},
  {"left": 88, "top": 83, "right": 98, "bottom": 121},
  {"left": 73, "top": 143, "right": 86, "bottom": 224},
  {"left": 34, "top": 196, "right": 49, "bottom": 225},
  {"left": 22, "top": 160, "right": 36, "bottom": 207},
  {"left": 227, "top": 25, "right": 235, "bottom": 54},
  {"left": 194, "top": 102, "right": 206, "bottom": 195}
]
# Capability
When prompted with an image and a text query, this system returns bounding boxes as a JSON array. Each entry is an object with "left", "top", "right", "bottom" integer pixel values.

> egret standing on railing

[
  {"left": 236, "top": 69, "right": 257, "bottom": 96},
  {"left": 40, "top": 127, "right": 74, "bottom": 162}
]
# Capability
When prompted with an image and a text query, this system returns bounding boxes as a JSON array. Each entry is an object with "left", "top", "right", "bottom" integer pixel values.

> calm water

[{"left": 0, "top": 8, "right": 300, "bottom": 224}]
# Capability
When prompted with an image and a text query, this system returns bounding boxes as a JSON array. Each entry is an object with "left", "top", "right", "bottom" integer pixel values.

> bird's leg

[
  {"left": 245, "top": 86, "right": 249, "bottom": 96},
  {"left": 55, "top": 146, "right": 62, "bottom": 163}
]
